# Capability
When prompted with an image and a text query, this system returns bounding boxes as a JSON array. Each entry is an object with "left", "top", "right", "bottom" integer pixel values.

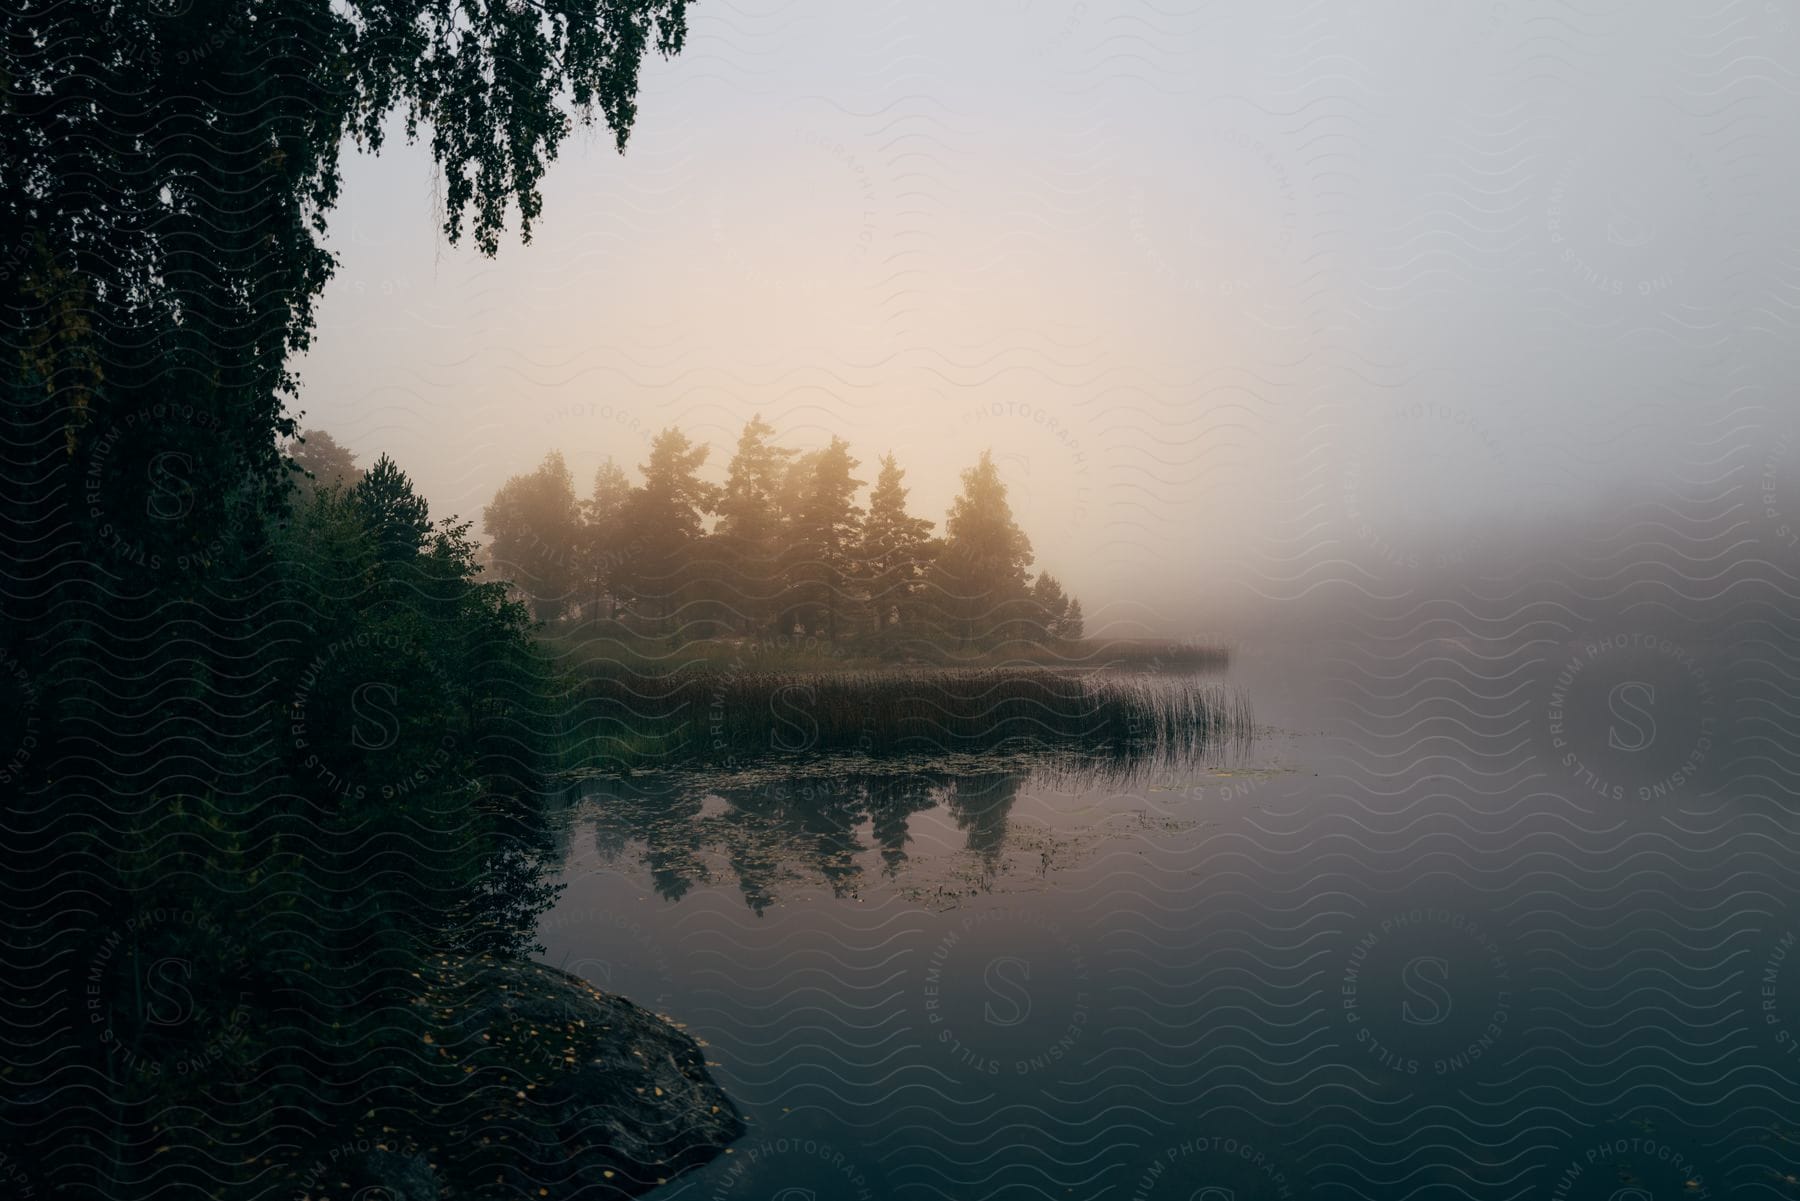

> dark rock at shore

[
  {"left": 440, "top": 956, "right": 745, "bottom": 1197},
  {"left": 300, "top": 955, "right": 744, "bottom": 1199},
  {"left": 333, "top": 1149, "right": 440, "bottom": 1200}
]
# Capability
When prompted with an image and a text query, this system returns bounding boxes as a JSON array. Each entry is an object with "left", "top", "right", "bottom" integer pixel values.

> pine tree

[
  {"left": 582, "top": 458, "right": 633, "bottom": 619},
  {"left": 859, "top": 453, "right": 935, "bottom": 635},
  {"left": 787, "top": 437, "right": 865, "bottom": 640},
  {"left": 931, "top": 451, "right": 1034, "bottom": 648},
  {"left": 1025, "top": 572, "right": 1084, "bottom": 644},
  {"left": 1058, "top": 596, "right": 1084, "bottom": 641},
  {"left": 620, "top": 429, "right": 714, "bottom": 628},
  {"left": 482, "top": 451, "right": 583, "bottom": 621},
  {"left": 770, "top": 450, "right": 820, "bottom": 635},
  {"left": 716, "top": 415, "right": 794, "bottom": 544},
  {"left": 714, "top": 415, "right": 794, "bottom": 634},
  {"left": 1029, "top": 572, "right": 1069, "bottom": 642},
  {"left": 353, "top": 453, "right": 433, "bottom": 565}
]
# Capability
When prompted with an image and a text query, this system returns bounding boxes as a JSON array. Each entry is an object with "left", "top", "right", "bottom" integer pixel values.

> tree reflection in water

[{"left": 571, "top": 741, "right": 1248, "bottom": 913}]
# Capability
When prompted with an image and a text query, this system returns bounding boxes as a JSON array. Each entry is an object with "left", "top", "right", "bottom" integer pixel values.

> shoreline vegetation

[
  {"left": 546, "top": 631, "right": 1245, "bottom": 774},
  {"left": 297, "top": 425, "right": 1246, "bottom": 778},
  {"left": 548, "top": 624, "right": 1235, "bottom": 675},
  {"left": 559, "top": 662, "right": 1250, "bottom": 774},
  {"left": 462, "top": 420, "right": 1089, "bottom": 653}
]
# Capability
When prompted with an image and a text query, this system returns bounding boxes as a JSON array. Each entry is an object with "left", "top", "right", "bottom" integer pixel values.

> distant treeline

[{"left": 447, "top": 416, "right": 1085, "bottom": 652}]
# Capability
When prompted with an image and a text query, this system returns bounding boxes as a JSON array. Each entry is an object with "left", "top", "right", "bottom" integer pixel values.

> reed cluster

[{"left": 556, "top": 665, "right": 1252, "bottom": 772}]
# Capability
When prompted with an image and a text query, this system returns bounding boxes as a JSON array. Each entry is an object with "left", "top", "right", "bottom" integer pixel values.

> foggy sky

[{"left": 295, "top": 0, "right": 1800, "bottom": 635}]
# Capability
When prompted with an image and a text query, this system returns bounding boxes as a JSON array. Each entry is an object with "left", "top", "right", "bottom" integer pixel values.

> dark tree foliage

[
  {"left": 0, "top": 1, "right": 692, "bottom": 1196},
  {"left": 1029, "top": 571, "right": 1083, "bottom": 642},
  {"left": 616, "top": 427, "right": 713, "bottom": 627},
  {"left": 354, "top": 452, "right": 435, "bottom": 562},
  {"left": 484, "top": 449, "right": 584, "bottom": 620},
  {"left": 711, "top": 413, "right": 795, "bottom": 633},
  {"left": 287, "top": 427, "right": 364, "bottom": 500},
  {"left": 580, "top": 456, "right": 634, "bottom": 617},
  {"left": 860, "top": 452, "right": 937, "bottom": 637},
  {"left": 930, "top": 450, "right": 1037, "bottom": 648},
  {"left": 784, "top": 434, "right": 864, "bottom": 640},
  {"left": 487, "top": 421, "right": 1084, "bottom": 655},
  {"left": 716, "top": 413, "right": 794, "bottom": 547}
]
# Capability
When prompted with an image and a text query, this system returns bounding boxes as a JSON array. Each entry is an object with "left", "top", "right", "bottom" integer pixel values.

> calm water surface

[{"left": 538, "top": 635, "right": 1792, "bottom": 1200}]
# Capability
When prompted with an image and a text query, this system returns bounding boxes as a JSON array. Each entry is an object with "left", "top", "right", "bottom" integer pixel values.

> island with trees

[
  {"left": 285, "top": 426, "right": 1236, "bottom": 776},
  {"left": 475, "top": 419, "right": 1085, "bottom": 653}
]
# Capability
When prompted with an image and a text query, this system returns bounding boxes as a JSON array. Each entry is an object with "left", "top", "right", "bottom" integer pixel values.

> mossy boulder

[
  {"left": 296, "top": 955, "right": 743, "bottom": 1199},
  {"left": 439, "top": 956, "right": 744, "bottom": 1196}
]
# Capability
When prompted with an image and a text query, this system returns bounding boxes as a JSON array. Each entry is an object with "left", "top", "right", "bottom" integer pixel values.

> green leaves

[
  {"left": 358, "top": 0, "right": 693, "bottom": 254},
  {"left": 1, "top": 2, "right": 690, "bottom": 1193}
]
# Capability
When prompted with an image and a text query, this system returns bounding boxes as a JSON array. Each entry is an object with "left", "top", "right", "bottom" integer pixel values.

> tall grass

[
  {"left": 544, "top": 625, "right": 1233, "bottom": 677},
  {"left": 551, "top": 666, "right": 1252, "bottom": 773},
  {"left": 1048, "top": 639, "right": 1232, "bottom": 671}
]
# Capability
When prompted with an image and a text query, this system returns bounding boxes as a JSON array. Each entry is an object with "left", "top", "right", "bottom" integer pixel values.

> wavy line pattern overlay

[{"left": 10, "top": 1, "right": 1800, "bottom": 1199}]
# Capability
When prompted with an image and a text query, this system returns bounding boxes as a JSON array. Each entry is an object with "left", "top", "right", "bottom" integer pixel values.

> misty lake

[{"left": 538, "top": 635, "right": 1773, "bottom": 1200}]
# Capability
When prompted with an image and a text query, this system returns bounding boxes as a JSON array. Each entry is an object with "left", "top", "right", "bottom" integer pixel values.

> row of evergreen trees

[{"left": 466, "top": 416, "right": 1085, "bottom": 650}]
